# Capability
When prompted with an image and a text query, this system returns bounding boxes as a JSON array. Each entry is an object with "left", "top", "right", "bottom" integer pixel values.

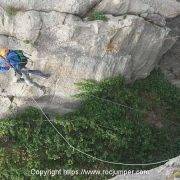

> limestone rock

[
  {"left": 95, "top": 0, "right": 154, "bottom": 16},
  {"left": 95, "top": 0, "right": 180, "bottom": 26},
  {"left": 141, "top": 0, "right": 180, "bottom": 18},
  {"left": 0, "top": 2, "right": 177, "bottom": 117},
  {"left": 0, "top": 8, "right": 41, "bottom": 42},
  {"left": 0, "top": 97, "right": 12, "bottom": 118},
  {"left": 0, "top": 0, "right": 101, "bottom": 15},
  {"left": 160, "top": 16, "right": 180, "bottom": 88},
  {"left": 111, "top": 156, "right": 180, "bottom": 180},
  {"left": 96, "top": 0, "right": 180, "bottom": 18}
]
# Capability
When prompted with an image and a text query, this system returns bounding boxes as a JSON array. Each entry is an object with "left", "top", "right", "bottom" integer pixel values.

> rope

[
  {"left": 0, "top": 8, "right": 178, "bottom": 166},
  {"left": 31, "top": 96, "right": 171, "bottom": 166},
  {"left": 87, "top": 94, "right": 135, "bottom": 111}
]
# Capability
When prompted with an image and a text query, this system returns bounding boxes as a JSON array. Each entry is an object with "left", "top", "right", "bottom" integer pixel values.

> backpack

[{"left": 14, "top": 50, "right": 28, "bottom": 68}]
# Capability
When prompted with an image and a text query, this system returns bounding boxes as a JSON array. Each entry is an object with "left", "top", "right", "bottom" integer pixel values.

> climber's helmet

[{"left": 0, "top": 48, "right": 9, "bottom": 57}]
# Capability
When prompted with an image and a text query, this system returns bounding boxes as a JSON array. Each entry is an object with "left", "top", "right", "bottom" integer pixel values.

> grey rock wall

[
  {"left": 111, "top": 156, "right": 180, "bottom": 180},
  {"left": 0, "top": 0, "right": 179, "bottom": 117}
]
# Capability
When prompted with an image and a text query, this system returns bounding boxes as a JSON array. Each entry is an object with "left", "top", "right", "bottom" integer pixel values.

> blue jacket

[{"left": 0, "top": 50, "right": 21, "bottom": 73}]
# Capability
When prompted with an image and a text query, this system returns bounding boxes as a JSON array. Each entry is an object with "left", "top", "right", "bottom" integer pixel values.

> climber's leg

[
  {"left": 21, "top": 69, "right": 45, "bottom": 92},
  {"left": 27, "top": 69, "right": 50, "bottom": 78},
  {"left": 13, "top": 71, "right": 23, "bottom": 83}
]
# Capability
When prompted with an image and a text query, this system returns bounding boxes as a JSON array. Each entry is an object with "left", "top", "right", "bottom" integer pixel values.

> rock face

[
  {"left": 96, "top": 0, "right": 180, "bottom": 18},
  {"left": 95, "top": 0, "right": 180, "bottom": 26},
  {"left": 141, "top": 0, "right": 180, "bottom": 18},
  {"left": 0, "top": 0, "right": 102, "bottom": 15},
  {"left": 111, "top": 156, "right": 180, "bottom": 180},
  {"left": 160, "top": 16, "right": 180, "bottom": 88},
  {"left": 0, "top": 0, "right": 179, "bottom": 117}
]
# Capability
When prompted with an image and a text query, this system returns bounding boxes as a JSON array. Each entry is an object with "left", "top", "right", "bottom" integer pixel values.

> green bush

[
  {"left": 5, "top": 6, "right": 21, "bottom": 17},
  {"left": 0, "top": 70, "right": 179, "bottom": 179},
  {"left": 87, "top": 11, "right": 108, "bottom": 21}
]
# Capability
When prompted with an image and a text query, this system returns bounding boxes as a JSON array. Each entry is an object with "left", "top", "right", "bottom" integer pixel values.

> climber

[{"left": 0, "top": 48, "right": 50, "bottom": 93}]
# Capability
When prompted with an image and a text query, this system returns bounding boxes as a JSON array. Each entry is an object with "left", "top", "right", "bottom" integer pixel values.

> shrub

[
  {"left": 0, "top": 70, "right": 179, "bottom": 179},
  {"left": 174, "top": 171, "right": 180, "bottom": 178},
  {"left": 23, "top": 40, "right": 31, "bottom": 44},
  {"left": 87, "top": 11, "right": 108, "bottom": 21},
  {"left": 5, "top": 6, "right": 22, "bottom": 17}
]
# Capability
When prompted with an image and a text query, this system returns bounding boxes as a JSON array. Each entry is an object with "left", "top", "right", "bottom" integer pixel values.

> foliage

[
  {"left": 23, "top": 39, "right": 35, "bottom": 47},
  {"left": 5, "top": 6, "right": 22, "bottom": 17},
  {"left": 87, "top": 11, "right": 108, "bottom": 21},
  {"left": 23, "top": 40, "right": 31, "bottom": 44},
  {"left": 174, "top": 171, "right": 180, "bottom": 178},
  {"left": 0, "top": 70, "right": 179, "bottom": 179}
]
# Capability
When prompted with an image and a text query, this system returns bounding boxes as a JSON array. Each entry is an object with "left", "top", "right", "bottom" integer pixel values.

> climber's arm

[
  {"left": 0, "top": 66, "right": 10, "bottom": 73},
  {"left": 0, "top": 58, "right": 11, "bottom": 73}
]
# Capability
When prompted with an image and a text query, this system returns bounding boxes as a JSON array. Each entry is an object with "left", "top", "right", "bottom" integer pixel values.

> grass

[
  {"left": 0, "top": 70, "right": 179, "bottom": 179},
  {"left": 87, "top": 11, "right": 108, "bottom": 21},
  {"left": 5, "top": 6, "right": 22, "bottom": 17},
  {"left": 174, "top": 171, "right": 180, "bottom": 178},
  {"left": 23, "top": 40, "right": 35, "bottom": 46},
  {"left": 23, "top": 40, "right": 31, "bottom": 44}
]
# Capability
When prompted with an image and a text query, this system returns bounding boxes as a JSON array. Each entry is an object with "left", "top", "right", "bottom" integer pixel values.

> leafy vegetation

[
  {"left": 87, "top": 11, "right": 108, "bottom": 21},
  {"left": 0, "top": 70, "right": 179, "bottom": 179},
  {"left": 23, "top": 39, "right": 35, "bottom": 47},
  {"left": 23, "top": 40, "right": 31, "bottom": 44},
  {"left": 174, "top": 171, "right": 180, "bottom": 178},
  {"left": 5, "top": 6, "right": 22, "bottom": 17}
]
